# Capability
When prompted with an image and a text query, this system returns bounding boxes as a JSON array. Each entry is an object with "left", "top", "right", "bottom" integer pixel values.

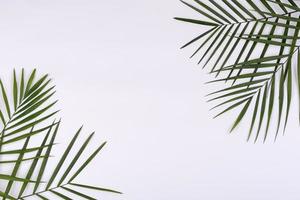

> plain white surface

[{"left": 1, "top": 0, "right": 300, "bottom": 199}]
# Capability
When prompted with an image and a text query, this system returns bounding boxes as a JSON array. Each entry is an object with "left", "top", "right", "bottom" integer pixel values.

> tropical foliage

[
  {"left": 176, "top": 0, "right": 300, "bottom": 142},
  {"left": 0, "top": 69, "right": 121, "bottom": 199}
]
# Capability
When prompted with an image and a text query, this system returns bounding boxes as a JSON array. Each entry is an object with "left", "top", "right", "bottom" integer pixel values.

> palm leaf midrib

[
  {"left": 219, "top": 10, "right": 298, "bottom": 28},
  {"left": 178, "top": 0, "right": 298, "bottom": 28}
]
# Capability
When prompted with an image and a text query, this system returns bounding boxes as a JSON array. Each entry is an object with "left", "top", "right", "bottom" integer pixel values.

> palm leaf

[
  {"left": 0, "top": 69, "right": 121, "bottom": 199},
  {"left": 176, "top": 0, "right": 300, "bottom": 141}
]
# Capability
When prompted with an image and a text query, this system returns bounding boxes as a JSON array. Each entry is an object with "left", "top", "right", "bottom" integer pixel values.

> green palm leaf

[
  {"left": 0, "top": 69, "right": 121, "bottom": 199},
  {"left": 176, "top": 0, "right": 300, "bottom": 141}
]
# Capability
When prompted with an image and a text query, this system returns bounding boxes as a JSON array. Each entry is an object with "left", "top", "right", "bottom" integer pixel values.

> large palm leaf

[
  {"left": 176, "top": 0, "right": 300, "bottom": 142},
  {"left": 0, "top": 69, "right": 121, "bottom": 199}
]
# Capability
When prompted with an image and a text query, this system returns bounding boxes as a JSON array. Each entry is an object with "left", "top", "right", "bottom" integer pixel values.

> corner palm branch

[
  {"left": 175, "top": 0, "right": 300, "bottom": 142},
  {"left": 0, "top": 69, "right": 121, "bottom": 199}
]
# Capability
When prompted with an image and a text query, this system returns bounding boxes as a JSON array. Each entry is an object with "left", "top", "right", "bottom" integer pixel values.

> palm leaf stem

[{"left": 212, "top": 10, "right": 296, "bottom": 27}]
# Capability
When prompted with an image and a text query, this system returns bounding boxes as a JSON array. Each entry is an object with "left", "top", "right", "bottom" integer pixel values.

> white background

[{"left": 1, "top": 0, "right": 300, "bottom": 200}]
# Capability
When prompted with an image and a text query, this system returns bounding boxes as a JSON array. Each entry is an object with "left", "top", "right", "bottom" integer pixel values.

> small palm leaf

[
  {"left": 176, "top": 0, "right": 300, "bottom": 141},
  {"left": 0, "top": 69, "right": 121, "bottom": 199}
]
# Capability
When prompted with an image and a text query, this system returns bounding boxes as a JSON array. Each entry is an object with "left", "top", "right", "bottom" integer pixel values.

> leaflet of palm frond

[
  {"left": 202, "top": 25, "right": 234, "bottom": 69},
  {"left": 230, "top": 21, "right": 269, "bottom": 85},
  {"left": 214, "top": 22, "right": 249, "bottom": 77},
  {"left": 247, "top": 17, "right": 280, "bottom": 84},
  {"left": 225, "top": 21, "right": 260, "bottom": 81},
  {"left": 210, "top": 24, "right": 242, "bottom": 72}
]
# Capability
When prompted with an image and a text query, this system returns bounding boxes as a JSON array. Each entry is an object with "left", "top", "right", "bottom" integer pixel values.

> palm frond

[
  {"left": 0, "top": 69, "right": 121, "bottom": 199},
  {"left": 176, "top": 0, "right": 300, "bottom": 141}
]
